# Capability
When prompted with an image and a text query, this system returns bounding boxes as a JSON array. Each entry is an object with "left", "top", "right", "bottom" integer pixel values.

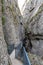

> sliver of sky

[{"left": 18, "top": 0, "right": 25, "bottom": 10}]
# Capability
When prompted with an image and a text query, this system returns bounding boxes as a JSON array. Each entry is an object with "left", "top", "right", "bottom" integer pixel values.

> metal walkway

[
  {"left": 10, "top": 47, "right": 31, "bottom": 65},
  {"left": 10, "top": 50, "right": 23, "bottom": 65}
]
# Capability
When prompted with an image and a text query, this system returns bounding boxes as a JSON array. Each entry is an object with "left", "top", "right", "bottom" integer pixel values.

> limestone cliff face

[
  {"left": 0, "top": 18, "right": 9, "bottom": 65},
  {"left": 22, "top": 0, "right": 43, "bottom": 56},
  {"left": 1, "top": 0, "right": 43, "bottom": 60},
  {"left": 0, "top": 0, "right": 9, "bottom": 65},
  {"left": 3, "top": 0, "right": 24, "bottom": 48}
]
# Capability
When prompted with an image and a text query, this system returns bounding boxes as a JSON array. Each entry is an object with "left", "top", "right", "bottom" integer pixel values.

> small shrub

[
  {"left": 1, "top": 0, "right": 4, "bottom": 4},
  {"left": 2, "top": 5, "right": 4, "bottom": 13},
  {"left": 2, "top": 16, "right": 5, "bottom": 25},
  {"left": 1, "top": 0, "right": 4, "bottom": 13}
]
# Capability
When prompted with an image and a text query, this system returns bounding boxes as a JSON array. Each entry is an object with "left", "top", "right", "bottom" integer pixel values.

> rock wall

[
  {"left": 3, "top": 0, "right": 24, "bottom": 49},
  {"left": 22, "top": 0, "right": 43, "bottom": 56},
  {"left": 0, "top": 0, "right": 10, "bottom": 65}
]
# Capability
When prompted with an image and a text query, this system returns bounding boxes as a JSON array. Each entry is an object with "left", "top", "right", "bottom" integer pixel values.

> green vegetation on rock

[
  {"left": 2, "top": 5, "right": 4, "bottom": 13},
  {"left": 1, "top": 0, "right": 4, "bottom": 12},
  {"left": 2, "top": 16, "right": 5, "bottom": 25},
  {"left": 1, "top": 0, "right": 5, "bottom": 25}
]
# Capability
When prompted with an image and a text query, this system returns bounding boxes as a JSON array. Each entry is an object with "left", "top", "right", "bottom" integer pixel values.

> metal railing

[{"left": 23, "top": 47, "right": 31, "bottom": 65}]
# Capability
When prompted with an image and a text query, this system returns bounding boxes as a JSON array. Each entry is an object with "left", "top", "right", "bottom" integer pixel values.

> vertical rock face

[
  {"left": 3, "top": 0, "right": 24, "bottom": 49},
  {"left": 23, "top": 0, "right": 43, "bottom": 34},
  {"left": 22, "top": 0, "right": 43, "bottom": 56},
  {"left": 0, "top": 0, "right": 9, "bottom": 65}
]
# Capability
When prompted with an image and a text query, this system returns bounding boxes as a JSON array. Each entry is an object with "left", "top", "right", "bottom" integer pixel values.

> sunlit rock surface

[{"left": 23, "top": 0, "right": 43, "bottom": 34}]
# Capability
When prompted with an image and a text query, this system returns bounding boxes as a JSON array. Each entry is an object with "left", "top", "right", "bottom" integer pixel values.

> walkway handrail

[{"left": 23, "top": 47, "right": 31, "bottom": 65}]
